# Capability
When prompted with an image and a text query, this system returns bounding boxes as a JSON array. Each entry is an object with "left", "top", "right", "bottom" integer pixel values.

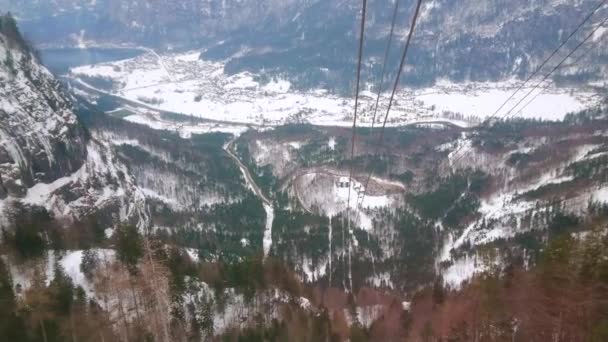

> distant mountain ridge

[{"left": 3, "top": 0, "right": 607, "bottom": 90}]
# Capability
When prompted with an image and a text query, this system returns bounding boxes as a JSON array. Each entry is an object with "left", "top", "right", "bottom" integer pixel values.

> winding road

[{"left": 224, "top": 139, "right": 274, "bottom": 257}]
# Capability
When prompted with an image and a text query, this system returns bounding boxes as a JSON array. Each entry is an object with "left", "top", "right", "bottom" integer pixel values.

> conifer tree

[{"left": 115, "top": 225, "right": 144, "bottom": 273}]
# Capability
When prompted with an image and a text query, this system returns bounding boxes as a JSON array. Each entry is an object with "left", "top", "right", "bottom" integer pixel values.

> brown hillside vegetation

[
  {"left": 406, "top": 224, "right": 608, "bottom": 342},
  {"left": 216, "top": 219, "right": 608, "bottom": 341}
]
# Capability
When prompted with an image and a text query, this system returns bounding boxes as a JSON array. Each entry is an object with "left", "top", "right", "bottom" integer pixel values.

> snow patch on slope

[{"left": 442, "top": 254, "right": 501, "bottom": 289}]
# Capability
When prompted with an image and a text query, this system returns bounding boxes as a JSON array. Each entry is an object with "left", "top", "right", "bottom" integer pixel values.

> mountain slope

[
  {"left": 231, "top": 107, "right": 608, "bottom": 290},
  {"left": 0, "top": 14, "right": 150, "bottom": 229},
  {"left": 5, "top": 0, "right": 608, "bottom": 90},
  {"left": 0, "top": 13, "right": 258, "bottom": 234},
  {"left": 0, "top": 15, "right": 86, "bottom": 196}
]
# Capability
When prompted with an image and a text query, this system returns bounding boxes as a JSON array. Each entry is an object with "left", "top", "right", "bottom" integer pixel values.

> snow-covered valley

[{"left": 68, "top": 49, "right": 604, "bottom": 135}]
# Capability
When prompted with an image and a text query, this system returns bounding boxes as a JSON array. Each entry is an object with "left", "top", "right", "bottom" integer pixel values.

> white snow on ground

[
  {"left": 442, "top": 254, "right": 500, "bottom": 289},
  {"left": 356, "top": 305, "right": 385, "bottom": 328},
  {"left": 298, "top": 297, "right": 312, "bottom": 310},
  {"left": 70, "top": 51, "right": 601, "bottom": 130},
  {"left": 123, "top": 112, "right": 249, "bottom": 138},
  {"left": 7, "top": 249, "right": 114, "bottom": 297},
  {"left": 366, "top": 272, "right": 395, "bottom": 289},
  {"left": 335, "top": 179, "right": 392, "bottom": 214},
  {"left": 302, "top": 256, "right": 327, "bottom": 282},
  {"left": 573, "top": 144, "right": 602, "bottom": 161},
  {"left": 74, "top": 30, "right": 87, "bottom": 49},
  {"left": 247, "top": 139, "right": 295, "bottom": 178},
  {"left": 139, "top": 187, "right": 182, "bottom": 210},
  {"left": 22, "top": 165, "right": 86, "bottom": 206},
  {"left": 328, "top": 137, "right": 336, "bottom": 150},
  {"left": 185, "top": 248, "right": 200, "bottom": 263},
  {"left": 262, "top": 78, "right": 291, "bottom": 93},
  {"left": 184, "top": 283, "right": 313, "bottom": 336},
  {"left": 341, "top": 304, "right": 385, "bottom": 328},
  {"left": 593, "top": 25, "right": 608, "bottom": 42},
  {"left": 174, "top": 52, "right": 201, "bottom": 62},
  {"left": 263, "top": 204, "right": 274, "bottom": 257},
  {"left": 0, "top": 200, "right": 8, "bottom": 229},
  {"left": 440, "top": 168, "right": 579, "bottom": 263},
  {"left": 224, "top": 139, "right": 275, "bottom": 257},
  {"left": 417, "top": 82, "right": 590, "bottom": 121},
  {"left": 225, "top": 73, "right": 259, "bottom": 90},
  {"left": 50, "top": 250, "right": 114, "bottom": 295},
  {"left": 288, "top": 141, "right": 303, "bottom": 149},
  {"left": 592, "top": 186, "right": 608, "bottom": 202},
  {"left": 438, "top": 164, "right": 589, "bottom": 287},
  {"left": 297, "top": 172, "right": 394, "bottom": 231},
  {"left": 447, "top": 132, "right": 474, "bottom": 166},
  {"left": 3, "top": 140, "right": 150, "bottom": 229}
]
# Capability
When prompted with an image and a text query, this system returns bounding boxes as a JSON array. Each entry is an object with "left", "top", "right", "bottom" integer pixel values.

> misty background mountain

[{"left": 3, "top": 0, "right": 607, "bottom": 91}]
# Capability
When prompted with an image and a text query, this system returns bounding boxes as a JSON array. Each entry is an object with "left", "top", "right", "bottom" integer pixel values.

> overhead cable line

[
  {"left": 450, "top": 16, "right": 608, "bottom": 167},
  {"left": 510, "top": 22, "right": 608, "bottom": 119},
  {"left": 355, "top": 0, "right": 402, "bottom": 211},
  {"left": 356, "top": 0, "right": 424, "bottom": 211},
  {"left": 510, "top": 20, "right": 608, "bottom": 118},
  {"left": 500, "top": 15, "right": 608, "bottom": 120},
  {"left": 344, "top": 0, "right": 368, "bottom": 292},
  {"left": 487, "top": 0, "right": 607, "bottom": 122},
  {"left": 449, "top": 3, "right": 607, "bottom": 165},
  {"left": 369, "top": 0, "right": 403, "bottom": 130}
]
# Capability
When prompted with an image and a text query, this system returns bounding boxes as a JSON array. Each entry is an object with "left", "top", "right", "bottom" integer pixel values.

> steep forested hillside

[{"left": 234, "top": 105, "right": 608, "bottom": 292}]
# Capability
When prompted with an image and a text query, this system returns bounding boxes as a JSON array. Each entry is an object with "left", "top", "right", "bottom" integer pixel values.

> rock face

[
  {"left": 0, "top": 15, "right": 87, "bottom": 196},
  {"left": 0, "top": 14, "right": 149, "bottom": 228},
  {"left": 0, "top": 14, "right": 250, "bottom": 232},
  {"left": 4, "top": 0, "right": 608, "bottom": 88}
]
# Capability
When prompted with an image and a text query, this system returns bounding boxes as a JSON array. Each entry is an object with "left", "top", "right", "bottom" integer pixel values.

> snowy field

[
  {"left": 294, "top": 171, "right": 396, "bottom": 231},
  {"left": 70, "top": 50, "right": 602, "bottom": 132},
  {"left": 437, "top": 142, "right": 608, "bottom": 289}
]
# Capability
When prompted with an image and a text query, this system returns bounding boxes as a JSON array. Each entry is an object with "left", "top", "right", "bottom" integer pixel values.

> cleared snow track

[{"left": 224, "top": 139, "right": 275, "bottom": 257}]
